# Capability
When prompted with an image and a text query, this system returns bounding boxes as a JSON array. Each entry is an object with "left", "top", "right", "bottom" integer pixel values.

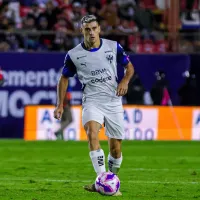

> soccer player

[
  {"left": 54, "top": 15, "right": 134, "bottom": 196},
  {"left": 55, "top": 69, "right": 73, "bottom": 140}
]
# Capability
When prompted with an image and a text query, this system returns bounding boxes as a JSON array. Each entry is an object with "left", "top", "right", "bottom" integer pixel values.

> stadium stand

[{"left": 0, "top": 0, "right": 199, "bottom": 52}]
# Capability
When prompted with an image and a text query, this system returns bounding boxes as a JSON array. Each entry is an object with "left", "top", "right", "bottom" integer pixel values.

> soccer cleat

[
  {"left": 112, "top": 190, "right": 122, "bottom": 196},
  {"left": 83, "top": 183, "right": 97, "bottom": 192}
]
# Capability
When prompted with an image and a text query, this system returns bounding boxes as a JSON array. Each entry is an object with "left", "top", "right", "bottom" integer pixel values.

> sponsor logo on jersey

[
  {"left": 91, "top": 68, "right": 107, "bottom": 76},
  {"left": 91, "top": 76, "right": 111, "bottom": 83}
]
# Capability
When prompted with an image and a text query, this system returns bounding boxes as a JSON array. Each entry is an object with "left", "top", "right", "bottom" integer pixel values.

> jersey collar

[{"left": 81, "top": 39, "right": 102, "bottom": 52}]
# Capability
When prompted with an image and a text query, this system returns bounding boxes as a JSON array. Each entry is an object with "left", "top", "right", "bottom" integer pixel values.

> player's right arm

[{"left": 54, "top": 53, "right": 77, "bottom": 120}]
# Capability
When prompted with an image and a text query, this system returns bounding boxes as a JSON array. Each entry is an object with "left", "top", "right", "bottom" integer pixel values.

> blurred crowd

[
  {"left": 125, "top": 70, "right": 200, "bottom": 106},
  {"left": 0, "top": 0, "right": 199, "bottom": 52}
]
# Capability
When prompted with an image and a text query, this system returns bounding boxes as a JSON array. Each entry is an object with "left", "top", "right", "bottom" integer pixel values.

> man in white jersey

[{"left": 54, "top": 15, "right": 134, "bottom": 196}]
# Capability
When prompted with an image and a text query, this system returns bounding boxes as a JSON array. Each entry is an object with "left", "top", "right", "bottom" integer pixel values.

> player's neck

[{"left": 84, "top": 38, "right": 101, "bottom": 50}]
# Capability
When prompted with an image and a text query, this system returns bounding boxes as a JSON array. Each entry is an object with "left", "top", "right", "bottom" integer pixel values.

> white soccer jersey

[{"left": 62, "top": 38, "right": 129, "bottom": 102}]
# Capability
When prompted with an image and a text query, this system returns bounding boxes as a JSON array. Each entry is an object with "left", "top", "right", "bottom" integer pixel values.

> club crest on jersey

[{"left": 106, "top": 54, "right": 113, "bottom": 64}]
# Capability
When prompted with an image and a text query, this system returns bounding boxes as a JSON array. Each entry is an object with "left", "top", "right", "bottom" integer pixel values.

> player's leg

[
  {"left": 104, "top": 111, "right": 124, "bottom": 196},
  {"left": 108, "top": 138, "right": 122, "bottom": 174},
  {"left": 82, "top": 105, "right": 106, "bottom": 192},
  {"left": 84, "top": 120, "right": 106, "bottom": 175},
  {"left": 104, "top": 110, "right": 124, "bottom": 174},
  {"left": 108, "top": 138, "right": 123, "bottom": 196}
]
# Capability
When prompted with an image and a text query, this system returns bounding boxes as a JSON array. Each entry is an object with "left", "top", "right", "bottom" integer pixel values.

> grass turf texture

[{"left": 0, "top": 140, "right": 199, "bottom": 200}]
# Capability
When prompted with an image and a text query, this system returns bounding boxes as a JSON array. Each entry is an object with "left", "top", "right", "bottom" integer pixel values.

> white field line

[
  {"left": 1, "top": 167, "right": 200, "bottom": 172},
  {"left": 0, "top": 178, "right": 199, "bottom": 185},
  {"left": 1, "top": 156, "right": 199, "bottom": 162},
  {"left": 129, "top": 168, "right": 200, "bottom": 171}
]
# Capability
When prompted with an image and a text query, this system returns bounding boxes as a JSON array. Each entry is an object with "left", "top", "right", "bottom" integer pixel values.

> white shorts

[{"left": 82, "top": 101, "right": 124, "bottom": 139}]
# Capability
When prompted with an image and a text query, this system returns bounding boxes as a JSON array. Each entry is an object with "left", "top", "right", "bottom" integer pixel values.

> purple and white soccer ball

[{"left": 95, "top": 172, "right": 120, "bottom": 196}]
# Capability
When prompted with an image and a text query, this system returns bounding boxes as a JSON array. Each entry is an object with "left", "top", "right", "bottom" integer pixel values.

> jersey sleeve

[
  {"left": 62, "top": 54, "right": 77, "bottom": 77},
  {"left": 116, "top": 43, "right": 130, "bottom": 67}
]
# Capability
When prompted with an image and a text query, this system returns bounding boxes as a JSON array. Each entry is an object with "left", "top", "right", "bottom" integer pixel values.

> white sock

[
  {"left": 108, "top": 153, "right": 123, "bottom": 174},
  {"left": 89, "top": 149, "right": 106, "bottom": 175}
]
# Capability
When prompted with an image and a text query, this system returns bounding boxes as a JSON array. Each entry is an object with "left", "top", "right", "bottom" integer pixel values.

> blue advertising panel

[{"left": 0, "top": 53, "right": 190, "bottom": 138}]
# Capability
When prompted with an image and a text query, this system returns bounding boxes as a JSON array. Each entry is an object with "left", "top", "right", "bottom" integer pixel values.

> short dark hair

[{"left": 81, "top": 15, "right": 98, "bottom": 25}]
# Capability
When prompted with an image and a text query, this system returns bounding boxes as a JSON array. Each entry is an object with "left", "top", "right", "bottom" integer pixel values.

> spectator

[
  {"left": 117, "top": 0, "right": 135, "bottom": 20},
  {"left": 53, "top": 16, "right": 74, "bottom": 51},
  {"left": 118, "top": 19, "right": 137, "bottom": 34},
  {"left": 99, "top": 0, "right": 118, "bottom": 27},
  {"left": 37, "top": 16, "right": 54, "bottom": 50},
  {"left": 86, "top": 0, "right": 102, "bottom": 12},
  {"left": 86, "top": 5, "right": 102, "bottom": 21},
  {"left": 117, "top": 19, "right": 136, "bottom": 51},
  {"left": 71, "top": 2, "right": 84, "bottom": 22},
  {"left": 37, "top": 16, "right": 49, "bottom": 30},
  {"left": 0, "top": 1, "right": 10, "bottom": 22},
  {"left": 38, "top": 0, "right": 61, "bottom": 29},
  {"left": 126, "top": 73, "right": 145, "bottom": 105},
  {"left": 133, "top": 1, "right": 161, "bottom": 41},
  {"left": 150, "top": 71, "right": 169, "bottom": 105},
  {"left": 185, "top": 0, "right": 196, "bottom": 21},
  {"left": 21, "top": 14, "right": 38, "bottom": 51},
  {"left": 99, "top": 19, "right": 112, "bottom": 37},
  {"left": 178, "top": 71, "right": 198, "bottom": 106},
  {"left": 0, "top": 17, "right": 24, "bottom": 51},
  {"left": 27, "top": 2, "right": 42, "bottom": 20},
  {"left": 70, "top": 2, "right": 85, "bottom": 45}
]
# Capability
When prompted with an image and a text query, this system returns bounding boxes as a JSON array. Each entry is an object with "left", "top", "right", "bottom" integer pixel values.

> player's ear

[{"left": 80, "top": 27, "right": 83, "bottom": 34}]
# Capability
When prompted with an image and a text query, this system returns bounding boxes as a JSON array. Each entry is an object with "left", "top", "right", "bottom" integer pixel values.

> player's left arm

[
  {"left": 116, "top": 43, "right": 134, "bottom": 96},
  {"left": 117, "top": 62, "right": 134, "bottom": 96},
  {"left": 117, "top": 61, "right": 134, "bottom": 96}
]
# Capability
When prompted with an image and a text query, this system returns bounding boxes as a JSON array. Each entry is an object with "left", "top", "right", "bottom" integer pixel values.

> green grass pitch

[{"left": 0, "top": 140, "right": 199, "bottom": 200}]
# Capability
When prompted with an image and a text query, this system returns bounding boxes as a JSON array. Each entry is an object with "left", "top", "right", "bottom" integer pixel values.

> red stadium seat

[
  {"left": 20, "top": 6, "right": 31, "bottom": 17},
  {"left": 155, "top": 40, "right": 168, "bottom": 53},
  {"left": 143, "top": 0, "right": 156, "bottom": 9},
  {"left": 143, "top": 39, "right": 156, "bottom": 53},
  {"left": 180, "top": 0, "right": 199, "bottom": 10},
  {"left": 136, "top": 43, "right": 144, "bottom": 53}
]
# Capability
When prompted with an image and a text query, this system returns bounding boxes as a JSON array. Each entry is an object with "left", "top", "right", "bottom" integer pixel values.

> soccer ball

[{"left": 95, "top": 172, "right": 120, "bottom": 196}]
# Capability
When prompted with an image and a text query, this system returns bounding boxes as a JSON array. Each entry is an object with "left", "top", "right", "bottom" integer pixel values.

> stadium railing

[{"left": 0, "top": 29, "right": 200, "bottom": 53}]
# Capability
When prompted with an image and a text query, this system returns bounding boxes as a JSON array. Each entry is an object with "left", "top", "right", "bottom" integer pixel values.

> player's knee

[{"left": 87, "top": 130, "right": 98, "bottom": 141}]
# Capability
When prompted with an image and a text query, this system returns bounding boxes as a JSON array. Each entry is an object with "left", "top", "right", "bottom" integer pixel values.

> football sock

[
  {"left": 108, "top": 153, "right": 123, "bottom": 174},
  {"left": 89, "top": 149, "right": 106, "bottom": 175}
]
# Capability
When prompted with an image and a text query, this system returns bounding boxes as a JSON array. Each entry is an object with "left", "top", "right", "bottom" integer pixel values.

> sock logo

[
  {"left": 97, "top": 156, "right": 104, "bottom": 166},
  {"left": 108, "top": 160, "right": 113, "bottom": 171}
]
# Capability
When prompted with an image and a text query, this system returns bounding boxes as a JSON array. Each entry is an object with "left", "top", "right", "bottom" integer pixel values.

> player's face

[{"left": 81, "top": 21, "right": 100, "bottom": 44}]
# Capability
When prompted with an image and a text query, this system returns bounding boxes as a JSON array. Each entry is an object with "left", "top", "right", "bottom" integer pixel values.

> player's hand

[
  {"left": 116, "top": 79, "right": 128, "bottom": 96},
  {"left": 54, "top": 106, "right": 63, "bottom": 120}
]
